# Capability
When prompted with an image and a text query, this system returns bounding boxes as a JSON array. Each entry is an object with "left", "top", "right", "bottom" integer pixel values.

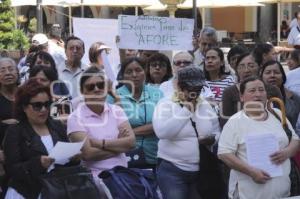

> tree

[{"left": 0, "top": 0, "right": 29, "bottom": 50}]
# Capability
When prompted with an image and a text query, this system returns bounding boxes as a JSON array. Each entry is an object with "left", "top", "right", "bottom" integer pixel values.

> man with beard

[{"left": 57, "top": 36, "right": 87, "bottom": 98}]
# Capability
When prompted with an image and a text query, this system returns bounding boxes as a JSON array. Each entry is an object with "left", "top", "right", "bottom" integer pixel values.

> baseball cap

[
  {"left": 32, "top": 33, "right": 48, "bottom": 46},
  {"left": 177, "top": 66, "right": 206, "bottom": 89}
]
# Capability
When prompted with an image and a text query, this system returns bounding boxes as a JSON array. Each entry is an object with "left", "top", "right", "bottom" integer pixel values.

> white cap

[{"left": 32, "top": 33, "right": 48, "bottom": 46}]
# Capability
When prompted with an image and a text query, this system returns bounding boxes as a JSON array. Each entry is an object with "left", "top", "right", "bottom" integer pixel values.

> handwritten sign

[{"left": 118, "top": 15, "right": 194, "bottom": 51}]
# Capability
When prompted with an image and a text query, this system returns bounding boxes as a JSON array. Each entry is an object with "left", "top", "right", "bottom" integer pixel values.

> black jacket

[{"left": 3, "top": 119, "right": 68, "bottom": 199}]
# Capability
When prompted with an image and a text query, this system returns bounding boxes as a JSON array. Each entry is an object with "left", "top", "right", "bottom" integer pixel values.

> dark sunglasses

[
  {"left": 150, "top": 61, "right": 167, "bottom": 68},
  {"left": 85, "top": 82, "right": 105, "bottom": 92},
  {"left": 173, "top": 60, "right": 192, "bottom": 66},
  {"left": 28, "top": 101, "right": 51, "bottom": 112}
]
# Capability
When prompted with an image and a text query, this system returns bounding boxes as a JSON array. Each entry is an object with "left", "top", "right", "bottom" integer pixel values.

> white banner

[
  {"left": 73, "top": 17, "right": 120, "bottom": 79},
  {"left": 118, "top": 15, "right": 194, "bottom": 51}
]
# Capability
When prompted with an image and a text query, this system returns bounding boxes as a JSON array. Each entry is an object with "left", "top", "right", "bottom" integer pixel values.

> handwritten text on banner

[{"left": 118, "top": 15, "right": 194, "bottom": 51}]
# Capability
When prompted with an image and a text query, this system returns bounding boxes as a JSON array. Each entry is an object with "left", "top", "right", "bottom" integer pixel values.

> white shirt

[
  {"left": 290, "top": 18, "right": 298, "bottom": 29},
  {"left": 285, "top": 67, "right": 300, "bottom": 97},
  {"left": 48, "top": 40, "right": 66, "bottom": 67},
  {"left": 287, "top": 26, "right": 300, "bottom": 45},
  {"left": 218, "top": 109, "right": 299, "bottom": 199},
  {"left": 153, "top": 96, "right": 220, "bottom": 171},
  {"left": 57, "top": 61, "right": 88, "bottom": 98}
]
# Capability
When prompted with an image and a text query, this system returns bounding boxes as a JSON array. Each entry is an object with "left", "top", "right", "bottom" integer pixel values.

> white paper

[
  {"left": 73, "top": 17, "right": 120, "bottom": 76},
  {"left": 245, "top": 133, "right": 283, "bottom": 177},
  {"left": 49, "top": 139, "right": 86, "bottom": 165},
  {"left": 118, "top": 15, "right": 194, "bottom": 51}
]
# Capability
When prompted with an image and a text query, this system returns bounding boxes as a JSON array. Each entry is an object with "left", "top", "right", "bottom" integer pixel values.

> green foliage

[{"left": 0, "top": 0, "right": 29, "bottom": 50}]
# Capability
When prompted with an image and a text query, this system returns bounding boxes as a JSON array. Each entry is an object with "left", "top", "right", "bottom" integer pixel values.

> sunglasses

[
  {"left": 173, "top": 60, "right": 192, "bottom": 66},
  {"left": 85, "top": 82, "right": 105, "bottom": 92},
  {"left": 150, "top": 61, "right": 167, "bottom": 68},
  {"left": 28, "top": 101, "right": 51, "bottom": 112}
]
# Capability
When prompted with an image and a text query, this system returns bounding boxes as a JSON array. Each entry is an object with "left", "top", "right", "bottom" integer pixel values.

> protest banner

[
  {"left": 118, "top": 15, "right": 194, "bottom": 51},
  {"left": 73, "top": 17, "right": 119, "bottom": 80}
]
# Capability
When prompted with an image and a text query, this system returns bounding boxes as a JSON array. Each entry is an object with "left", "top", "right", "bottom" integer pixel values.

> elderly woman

[
  {"left": 153, "top": 66, "right": 221, "bottom": 199},
  {"left": 220, "top": 53, "right": 282, "bottom": 127},
  {"left": 145, "top": 52, "right": 172, "bottom": 87},
  {"left": 67, "top": 66, "right": 135, "bottom": 177},
  {"left": 3, "top": 78, "right": 75, "bottom": 199},
  {"left": 218, "top": 76, "right": 300, "bottom": 199},
  {"left": 108, "top": 57, "right": 163, "bottom": 169}
]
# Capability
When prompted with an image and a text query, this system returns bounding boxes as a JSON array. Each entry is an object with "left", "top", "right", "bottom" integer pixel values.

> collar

[
  {"left": 80, "top": 102, "right": 110, "bottom": 118},
  {"left": 62, "top": 61, "right": 85, "bottom": 72},
  {"left": 118, "top": 85, "right": 150, "bottom": 102}
]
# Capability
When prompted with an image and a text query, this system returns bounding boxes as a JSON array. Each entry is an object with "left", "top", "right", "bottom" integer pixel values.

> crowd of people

[{"left": 0, "top": 22, "right": 300, "bottom": 199}]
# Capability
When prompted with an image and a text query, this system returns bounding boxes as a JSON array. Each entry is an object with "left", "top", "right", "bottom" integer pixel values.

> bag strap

[
  {"left": 267, "top": 97, "right": 292, "bottom": 142},
  {"left": 106, "top": 168, "right": 135, "bottom": 199}
]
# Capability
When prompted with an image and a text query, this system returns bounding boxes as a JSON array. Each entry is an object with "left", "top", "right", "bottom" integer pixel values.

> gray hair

[
  {"left": 0, "top": 57, "right": 17, "bottom": 68},
  {"left": 199, "top": 27, "right": 217, "bottom": 42}
]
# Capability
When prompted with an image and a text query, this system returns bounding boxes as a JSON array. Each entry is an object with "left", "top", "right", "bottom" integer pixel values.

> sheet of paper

[
  {"left": 49, "top": 138, "right": 86, "bottom": 165},
  {"left": 245, "top": 133, "right": 283, "bottom": 178}
]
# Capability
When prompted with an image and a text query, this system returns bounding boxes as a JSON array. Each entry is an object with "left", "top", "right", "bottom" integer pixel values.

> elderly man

[
  {"left": 288, "top": 12, "right": 300, "bottom": 49},
  {"left": 193, "top": 27, "right": 218, "bottom": 70},
  {"left": 159, "top": 51, "right": 213, "bottom": 99},
  {"left": 57, "top": 36, "right": 87, "bottom": 98}
]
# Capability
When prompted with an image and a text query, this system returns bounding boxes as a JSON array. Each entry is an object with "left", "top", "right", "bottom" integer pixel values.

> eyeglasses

[
  {"left": 84, "top": 82, "right": 105, "bottom": 92},
  {"left": 28, "top": 101, "right": 51, "bottom": 112},
  {"left": 173, "top": 60, "right": 192, "bottom": 66},
  {"left": 150, "top": 61, "right": 167, "bottom": 68}
]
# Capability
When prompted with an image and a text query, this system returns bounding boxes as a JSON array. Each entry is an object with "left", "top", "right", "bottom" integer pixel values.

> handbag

[
  {"left": 267, "top": 97, "right": 300, "bottom": 196},
  {"left": 40, "top": 165, "right": 102, "bottom": 199},
  {"left": 190, "top": 118, "right": 226, "bottom": 199},
  {"left": 126, "top": 137, "right": 149, "bottom": 168},
  {"left": 99, "top": 166, "right": 159, "bottom": 199}
]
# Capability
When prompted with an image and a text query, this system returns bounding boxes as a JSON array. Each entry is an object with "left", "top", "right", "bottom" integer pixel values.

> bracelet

[{"left": 102, "top": 139, "right": 105, "bottom": 150}]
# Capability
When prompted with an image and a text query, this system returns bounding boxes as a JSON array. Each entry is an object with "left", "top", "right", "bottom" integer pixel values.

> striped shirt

[
  {"left": 207, "top": 75, "right": 235, "bottom": 103},
  {"left": 287, "top": 26, "right": 300, "bottom": 45}
]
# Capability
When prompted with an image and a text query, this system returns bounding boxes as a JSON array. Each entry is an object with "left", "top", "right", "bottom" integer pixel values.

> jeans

[{"left": 157, "top": 159, "right": 199, "bottom": 199}]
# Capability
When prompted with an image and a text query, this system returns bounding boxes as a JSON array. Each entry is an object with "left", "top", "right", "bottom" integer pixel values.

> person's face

[
  {"left": 287, "top": 56, "right": 298, "bottom": 70},
  {"left": 262, "top": 63, "right": 283, "bottom": 88},
  {"left": 34, "top": 56, "right": 52, "bottom": 67},
  {"left": 205, "top": 49, "right": 223, "bottom": 72},
  {"left": 0, "top": 61, "right": 18, "bottom": 86},
  {"left": 66, "top": 39, "right": 84, "bottom": 63},
  {"left": 236, "top": 55, "right": 259, "bottom": 82},
  {"left": 240, "top": 80, "right": 267, "bottom": 113},
  {"left": 123, "top": 61, "right": 145, "bottom": 90},
  {"left": 263, "top": 48, "right": 277, "bottom": 64},
  {"left": 125, "top": 49, "right": 138, "bottom": 59},
  {"left": 24, "top": 92, "right": 50, "bottom": 125},
  {"left": 172, "top": 53, "right": 193, "bottom": 75},
  {"left": 198, "top": 35, "right": 217, "bottom": 54},
  {"left": 229, "top": 54, "right": 241, "bottom": 70},
  {"left": 82, "top": 75, "right": 107, "bottom": 103},
  {"left": 34, "top": 71, "right": 51, "bottom": 87},
  {"left": 149, "top": 60, "right": 168, "bottom": 84}
]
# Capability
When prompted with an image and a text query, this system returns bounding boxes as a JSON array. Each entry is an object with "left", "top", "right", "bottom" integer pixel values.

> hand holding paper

[{"left": 49, "top": 138, "right": 86, "bottom": 165}]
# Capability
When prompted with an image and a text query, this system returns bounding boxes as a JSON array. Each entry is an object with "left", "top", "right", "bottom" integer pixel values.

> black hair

[
  {"left": 290, "top": 49, "right": 300, "bottom": 66},
  {"left": 252, "top": 43, "right": 274, "bottom": 66},
  {"left": 65, "top": 36, "right": 85, "bottom": 52},
  {"left": 79, "top": 66, "right": 104, "bottom": 92},
  {"left": 29, "top": 51, "right": 56, "bottom": 70},
  {"left": 204, "top": 47, "right": 229, "bottom": 80},
  {"left": 29, "top": 64, "right": 58, "bottom": 82},
  {"left": 145, "top": 53, "right": 172, "bottom": 84},
  {"left": 119, "top": 57, "right": 145, "bottom": 78},
  {"left": 260, "top": 60, "right": 286, "bottom": 102},
  {"left": 240, "top": 76, "right": 266, "bottom": 95},
  {"left": 227, "top": 45, "right": 248, "bottom": 63}
]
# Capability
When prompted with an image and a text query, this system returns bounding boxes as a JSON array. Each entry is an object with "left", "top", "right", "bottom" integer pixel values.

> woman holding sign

[
  {"left": 218, "top": 76, "right": 299, "bottom": 199},
  {"left": 3, "top": 78, "right": 77, "bottom": 199}
]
